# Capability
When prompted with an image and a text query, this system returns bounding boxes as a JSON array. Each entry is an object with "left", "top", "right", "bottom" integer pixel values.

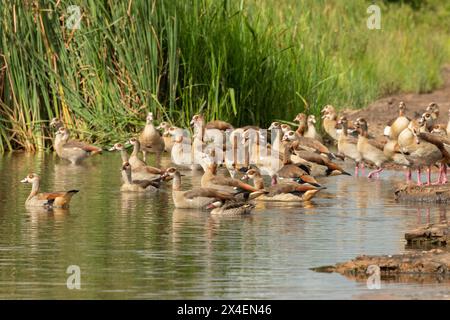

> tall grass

[{"left": 0, "top": 0, "right": 449, "bottom": 151}]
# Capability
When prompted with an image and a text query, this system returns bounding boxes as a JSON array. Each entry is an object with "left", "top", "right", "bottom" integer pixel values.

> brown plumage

[
  {"left": 201, "top": 163, "right": 258, "bottom": 192},
  {"left": 21, "top": 174, "right": 79, "bottom": 208}
]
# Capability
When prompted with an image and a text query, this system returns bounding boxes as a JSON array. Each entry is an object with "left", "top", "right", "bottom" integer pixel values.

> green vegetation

[{"left": 0, "top": 0, "right": 449, "bottom": 151}]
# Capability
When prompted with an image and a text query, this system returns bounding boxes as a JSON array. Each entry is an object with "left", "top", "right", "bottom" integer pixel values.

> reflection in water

[{"left": 0, "top": 153, "right": 449, "bottom": 299}]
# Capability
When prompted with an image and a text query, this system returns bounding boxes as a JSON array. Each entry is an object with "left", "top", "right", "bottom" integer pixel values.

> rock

[
  {"left": 394, "top": 184, "right": 450, "bottom": 203},
  {"left": 311, "top": 250, "right": 450, "bottom": 283},
  {"left": 405, "top": 221, "right": 449, "bottom": 247}
]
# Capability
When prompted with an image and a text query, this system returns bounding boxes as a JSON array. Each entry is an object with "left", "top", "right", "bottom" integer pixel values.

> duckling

[
  {"left": 383, "top": 101, "right": 410, "bottom": 139},
  {"left": 293, "top": 113, "right": 307, "bottom": 136},
  {"left": 321, "top": 105, "right": 340, "bottom": 141},
  {"left": 139, "top": 112, "right": 165, "bottom": 162},
  {"left": 21, "top": 173, "right": 79, "bottom": 208},
  {"left": 304, "top": 115, "right": 323, "bottom": 142},
  {"left": 354, "top": 118, "right": 388, "bottom": 179},
  {"left": 244, "top": 168, "right": 321, "bottom": 202},
  {"left": 336, "top": 116, "right": 364, "bottom": 176},
  {"left": 207, "top": 201, "right": 255, "bottom": 215},
  {"left": 164, "top": 167, "right": 255, "bottom": 209},
  {"left": 54, "top": 127, "right": 102, "bottom": 164},
  {"left": 120, "top": 162, "right": 162, "bottom": 192}
]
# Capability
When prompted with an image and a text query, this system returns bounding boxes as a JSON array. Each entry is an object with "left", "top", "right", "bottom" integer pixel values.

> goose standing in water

[{"left": 139, "top": 112, "right": 165, "bottom": 163}]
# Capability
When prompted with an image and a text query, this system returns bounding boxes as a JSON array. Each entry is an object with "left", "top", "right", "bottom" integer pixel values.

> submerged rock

[
  {"left": 312, "top": 249, "right": 450, "bottom": 278},
  {"left": 394, "top": 184, "right": 450, "bottom": 203},
  {"left": 405, "top": 221, "right": 449, "bottom": 248}
]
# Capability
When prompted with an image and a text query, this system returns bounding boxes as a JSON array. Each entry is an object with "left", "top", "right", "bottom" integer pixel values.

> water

[{"left": 0, "top": 152, "right": 448, "bottom": 299}]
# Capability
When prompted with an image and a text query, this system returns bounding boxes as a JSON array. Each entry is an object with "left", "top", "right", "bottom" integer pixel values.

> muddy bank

[{"left": 312, "top": 249, "right": 450, "bottom": 282}]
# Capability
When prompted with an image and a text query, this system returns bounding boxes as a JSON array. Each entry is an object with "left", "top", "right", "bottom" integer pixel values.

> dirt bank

[{"left": 342, "top": 66, "right": 450, "bottom": 136}]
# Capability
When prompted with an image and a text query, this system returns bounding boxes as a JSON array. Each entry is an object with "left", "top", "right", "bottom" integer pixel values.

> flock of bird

[{"left": 20, "top": 101, "right": 450, "bottom": 215}]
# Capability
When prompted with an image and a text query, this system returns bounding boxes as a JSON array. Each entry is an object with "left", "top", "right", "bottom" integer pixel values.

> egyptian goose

[
  {"left": 321, "top": 105, "right": 340, "bottom": 141},
  {"left": 383, "top": 101, "right": 410, "bottom": 139},
  {"left": 419, "top": 112, "right": 436, "bottom": 133},
  {"left": 304, "top": 115, "right": 323, "bottom": 142},
  {"left": 190, "top": 114, "right": 233, "bottom": 149},
  {"left": 243, "top": 168, "right": 321, "bottom": 202},
  {"left": 139, "top": 112, "right": 165, "bottom": 162},
  {"left": 276, "top": 143, "right": 322, "bottom": 187},
  {"left": 156, "top": 121, "right": 175, "bottom": 153},
  {"left": 120, "top": 162, "right": 162, "bottom": 192},
  {"left": 415, "top": 132, "right": 450, "bottom": 184},
  {"left": 207, "top": 201, "right": 256, "bottom": 215},
  {"left": 21, "top": 173, "right": 78, "bottom": 208},
  {"left": 54, "top": 127, "right": 102, "bottom": 164},
  {"left": 164, "top": 167, "right": 257, "bottom": 209},
  {"left": 426, "top": 102, "right": 440, "bottom": 120},
  {"left": 190, "top": 114, "right": 234, "bottom": 131},
  {"left": 201, "top": 162, "right": 258, "bottom": 193},
  {"left": 109, "top": 143, "right": 129, "bottom": 163},
  {"left": 290, "top": 144, "right": 350, "bottom": 176},
  {"left": 170, "top": 134, "right": 203, "bottom": 171},
  {"left": 354, "top": 118, "right": 388, "bottom": 179},
  {"left": 293, "top": 113, "right": 307, "bottom": 136},
  {"left": 127, "top": 138, "right": 164, "bottom": 180},
  {"left": 282, "top": 130, "right": 334, "bottom": 159},
  {"left": 336, "top": 116, "right": 363, "bottom": 176}
]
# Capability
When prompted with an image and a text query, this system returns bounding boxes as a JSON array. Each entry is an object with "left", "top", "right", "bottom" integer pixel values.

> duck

[
  {"left": 21, "top": 173, "right": 79, "bottom": 208},
  {"left": 337, "top": 116, "right": 364, "bottom": 176},
  {"left": 304, "top": 115, "right": 323, "bottom": 142},
  {"left": 383, "top": 101, "right": 410, "bottom": 139},
  {"left": 120, "top": 162, "right": 162, "bottom": 192},
  {"left": 54, "top": 127, "right": 102, "bottom": 164},
  {"left": 243, "top": 168, "right": 321, "bottom": 202},
  {"left": 293, "top": 113, "right": 307, "bottom": 136},
  {"left": 164, "top": 167, "right": 259, "bottom": 209},
  {"left": 207, "top": 201, "right": 256, "bottom": 215},
  {"left": 139, "top": 112, "right": 165, "bottom": 162},
  {"left": 354, "top": 118, "right": 388, "bottom": 179}
]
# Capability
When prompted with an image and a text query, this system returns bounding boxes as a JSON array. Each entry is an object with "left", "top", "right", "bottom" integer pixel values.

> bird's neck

[{"left": 172, "top": 172, "right": 182, "bottom": 191}]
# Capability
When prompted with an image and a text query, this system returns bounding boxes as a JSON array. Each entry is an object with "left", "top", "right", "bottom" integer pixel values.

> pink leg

[
  {"left": 405, "top": 168, "right": 412, "bottom": 183},
  {"left": 361, "top": 162, "right": 365, "bottom": 176},
  {"left": 433, "top": 164, "right": 444, "bottom": 185},
  {"left": 354, "top": 163, "right": 359, "bottom": 177},
  {"left": 442, "top": 165, "right": 448, "bottom": 184},
  {"left": 368, "top": 167, "right": 383, "bottom": 179},
  {"left": 416, "top": 168, "right": 422, "bottom": 186},
  {"left": 426, "top": 166, "right": 432, "bottom": 186}
]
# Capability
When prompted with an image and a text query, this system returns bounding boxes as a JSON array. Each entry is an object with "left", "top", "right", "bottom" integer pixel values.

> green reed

[{"left": 0, "top": 0, "right": 449, "bottom": 151}]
